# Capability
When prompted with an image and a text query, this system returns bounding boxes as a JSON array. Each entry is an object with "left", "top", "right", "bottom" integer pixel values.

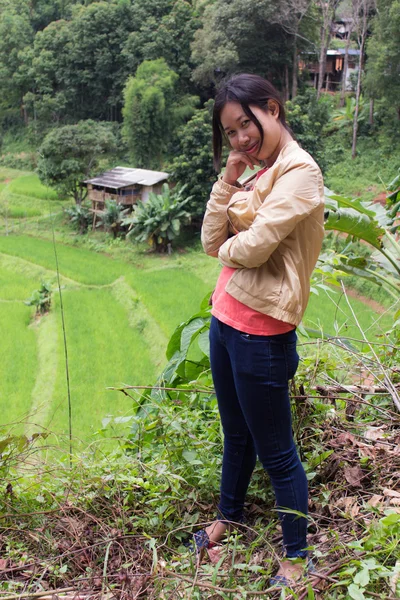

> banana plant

[{"left": 323, "top": 186, "right": 400, "bottom": 299}]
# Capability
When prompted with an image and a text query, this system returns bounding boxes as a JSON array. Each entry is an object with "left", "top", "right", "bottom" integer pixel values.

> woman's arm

[
  {"left": 201, "top": 178, "right": 242, "bottom": 257},
  {"left": 218, "top": 162, "right": 323, "bottom": 269},
  {"left": 201, "top": 150, "right": 258, "bottom": 257}
]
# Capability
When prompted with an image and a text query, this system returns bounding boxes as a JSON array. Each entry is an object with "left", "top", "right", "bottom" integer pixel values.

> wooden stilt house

[{"left": 83, "top": 166, "right": 169, "bottom": 228}]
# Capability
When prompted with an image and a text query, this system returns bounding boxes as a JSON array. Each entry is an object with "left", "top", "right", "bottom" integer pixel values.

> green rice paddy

[{"left": 0, "top": 167, "right": 393, "bottom": 447}]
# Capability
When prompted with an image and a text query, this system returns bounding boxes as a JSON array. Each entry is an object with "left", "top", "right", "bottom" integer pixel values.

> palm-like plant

[
  {"left": 332, "top": 95, "right": 368, "bottom": 129},
  {"left": 323, "top": 183, "right": 400, "bottom": 299},
  {"left": 123, "top": 184, "right": 192, "bottom": 252},
  {"left": 65, "top": 203, "right": 92, "bottom": 234},
  {"left": 96, "top": 200, "right": 130, "bottom": 238}
]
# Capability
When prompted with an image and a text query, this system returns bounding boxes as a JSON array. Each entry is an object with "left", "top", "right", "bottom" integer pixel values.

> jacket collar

[{"left": 274, "top": 140, "right": 299, "bottom": 165}]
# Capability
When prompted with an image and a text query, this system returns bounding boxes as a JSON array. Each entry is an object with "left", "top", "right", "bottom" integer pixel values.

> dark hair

[{"left": 212, "top": 73, "right": 290, "bottom": 172}]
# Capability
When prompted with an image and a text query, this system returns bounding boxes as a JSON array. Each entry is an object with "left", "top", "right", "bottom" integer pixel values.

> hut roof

[{"left": 84, "top": 167, "right": 169, "bottom": 190}]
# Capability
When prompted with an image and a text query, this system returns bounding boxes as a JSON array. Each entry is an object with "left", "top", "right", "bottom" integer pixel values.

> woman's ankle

[{"left": 205, "top": 520, "right": 229, "bottom": 543}]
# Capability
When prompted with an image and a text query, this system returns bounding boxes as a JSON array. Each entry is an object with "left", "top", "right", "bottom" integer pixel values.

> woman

[{"left": 199, "top": 73, "right": 325, "bottom": 584}]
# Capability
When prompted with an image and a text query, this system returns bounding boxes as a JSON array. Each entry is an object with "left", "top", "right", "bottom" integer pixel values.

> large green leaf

[
  {"left": 324, "top": 208, "right": 384, "bottom": 249},
  {"left": 325, "top": 187, "right": 377, "bottom": 217}
]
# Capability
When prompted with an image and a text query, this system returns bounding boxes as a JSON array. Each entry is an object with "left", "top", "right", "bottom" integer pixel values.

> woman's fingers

[{"left": 223, "top": 151, "right": 256, "bottom": 184}]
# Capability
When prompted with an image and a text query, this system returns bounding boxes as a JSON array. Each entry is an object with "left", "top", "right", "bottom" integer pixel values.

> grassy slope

[
  {"left": 0, "top": 169, "right": 68, "bottom": 219},
  {"left": 0, "top": 303, "right": 37, "bottom": 431}
]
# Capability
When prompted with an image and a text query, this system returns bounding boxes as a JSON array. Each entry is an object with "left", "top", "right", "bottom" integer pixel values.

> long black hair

[{"left": 212, "top": 74, "right": 291, "bottom": 172}]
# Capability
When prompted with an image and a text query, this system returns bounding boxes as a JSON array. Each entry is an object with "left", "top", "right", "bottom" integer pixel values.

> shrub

[
  {"left": 95, "top": 200, "right": 130, "bottom": 239},
  {"left": 124, "top": 184, "right": 191, "bottom": 252},
  {"left": 24, "top": 282, "right": 52, "bottom": 315},
  {"left": 64, "top": 202, "right": 92, "bottom": 234}
]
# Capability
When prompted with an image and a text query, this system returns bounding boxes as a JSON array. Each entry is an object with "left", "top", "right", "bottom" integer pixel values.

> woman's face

[{"left": 220, "top": 101, "right": 287, "bottom": 166}]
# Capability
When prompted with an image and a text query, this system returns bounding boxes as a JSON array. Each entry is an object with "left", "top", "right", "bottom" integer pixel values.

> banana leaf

[{"left": 324, "top": 207, "right": 384, "bottom": 250}]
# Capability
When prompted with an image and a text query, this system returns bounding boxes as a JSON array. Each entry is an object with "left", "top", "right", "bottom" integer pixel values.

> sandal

[
  {"left": 269, "top": 558, "right": 315, "bottom": 588},
  {"left": 184, "top": 528, "right": 218, "bottom": 560}
]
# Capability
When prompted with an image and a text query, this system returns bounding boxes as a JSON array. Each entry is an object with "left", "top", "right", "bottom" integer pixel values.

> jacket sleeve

[
  {"left": 218, "top": 162, "right": 322, "bottom": 269},
  {"left": 201, "top": 177, "right": 243, "bottom": 257}
]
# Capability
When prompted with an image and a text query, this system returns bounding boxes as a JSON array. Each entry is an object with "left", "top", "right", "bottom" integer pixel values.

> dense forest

[{"left": 1, "top": 0, "right": 400, "bottom": 180}]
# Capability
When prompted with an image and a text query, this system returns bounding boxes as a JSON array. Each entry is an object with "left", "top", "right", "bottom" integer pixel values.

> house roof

[
  {"left": 84, "top": 166, "right": 169, "bottom": 190},
  {"left": 327, "top": 48, "right": 360, "bottom": 56}
]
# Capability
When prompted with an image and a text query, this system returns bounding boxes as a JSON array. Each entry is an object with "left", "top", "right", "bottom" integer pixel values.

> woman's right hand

[{"left": 222, "top": 151, "right": 259, "bottom": 186}]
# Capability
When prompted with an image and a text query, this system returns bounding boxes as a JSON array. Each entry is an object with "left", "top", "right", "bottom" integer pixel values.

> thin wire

[{"left": 49, "top": 208, "right": 73, "bottom": 467}]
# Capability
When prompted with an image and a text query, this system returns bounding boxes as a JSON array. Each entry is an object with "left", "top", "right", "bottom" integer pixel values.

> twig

[{"left": 0, "top": 587, "right": 76, "bottom": 600}]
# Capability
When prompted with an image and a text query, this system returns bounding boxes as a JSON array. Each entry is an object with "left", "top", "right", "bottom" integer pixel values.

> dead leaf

[
  {"left": 390, "top": 498, "right": 400, "bottom": 506},
  {"left": 364, "top": 426, "right": 386, "bottom": 441},
  {"left": 0, "top": 559, "right": 7, "bottom": 571},
  {"left": 344, "top": 465, "right": 363, "bottom": 487},
  {"left": 335, "top": 432, "right": 357, "bottom": 446},
  {"left": 367, "top": 495, "right": 383, "bottom": 507},
  {"left": 383, "top": 488, "right": 400, "bottom": 498},
  {"left": 335, "top": 496, "right": 360, "bottom": 516}
]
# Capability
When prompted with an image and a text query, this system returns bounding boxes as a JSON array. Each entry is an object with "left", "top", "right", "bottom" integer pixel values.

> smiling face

[{"left": 220, "top": 101, "right": 292, "bottom": 167}]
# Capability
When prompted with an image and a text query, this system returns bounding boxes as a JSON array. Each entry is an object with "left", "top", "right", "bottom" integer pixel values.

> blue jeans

[{"left": 209, "top": 316, "right": 308, "bottom": 558}]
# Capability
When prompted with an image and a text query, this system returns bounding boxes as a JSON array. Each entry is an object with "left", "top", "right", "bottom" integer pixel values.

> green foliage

[
  {"left": 37, "top": 120, "right": 116, "bottom": 204},
  {"left": 191, "top": 0, "right": 293, "bottom": 88},
  {"left": 365, "top": 0, "right": 400, "bottom": 116},
  {"left": 96, "top": 200, "right": 129, "bottom": 239},
  {"left": 122, "top": 59, "right": 197, "bottom": 169},
  {"left": 22, "top": 2, "right": 137, "bottom": 127},
  {"left": 64, "top": 202, "right": 92, "bottom": 234},
  {"left": 286, "top": 89, "right": 332, "bottom": 171},
  {"left": 122, "top": 0, "right": 200, "bottom": 92},
  {"left": 24, "top": 281, "right": 52, "bottom": 315},
  {"left": 124, "top": 184, "right": 191, "bottom": 252},
  {"left": 169, "top": 100, "right": 215, "bottom": 219},
  {"left": 323, "top": 187, "right": 400, "bottom": 298},
  {"left": 0, "top": 3, "right": 34, "bottom": 113}
]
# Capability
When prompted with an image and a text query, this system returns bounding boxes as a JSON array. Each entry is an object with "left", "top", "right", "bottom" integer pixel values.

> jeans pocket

[{"left": 285, "top": 342, "right": 299, "bottom": 380}]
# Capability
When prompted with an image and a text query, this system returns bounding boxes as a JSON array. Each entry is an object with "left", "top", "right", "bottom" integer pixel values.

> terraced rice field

[{"left": 0, "top": 168, "right": 393, "bottom": 447}]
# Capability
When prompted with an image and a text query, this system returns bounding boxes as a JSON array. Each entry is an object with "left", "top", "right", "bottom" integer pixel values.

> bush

[
  {"left": 286, "top": 89, "right": 332, "bottom": 172},
  {"left": 95, "top": 200, "right": 129, "bottom": 239},
  {"left": 124, "top": 184, "right": 191, "bottom": 252},
  {"left": 65, "top": 202, "right": 92, "bottom": 234},
  {"left": 24, "top": 282, "right": 52, "bottom": 315}
]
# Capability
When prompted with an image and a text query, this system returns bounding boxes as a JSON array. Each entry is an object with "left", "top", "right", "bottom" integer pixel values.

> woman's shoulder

[{"left": 277, "top": 142, "right": 321, "bottom": 175}]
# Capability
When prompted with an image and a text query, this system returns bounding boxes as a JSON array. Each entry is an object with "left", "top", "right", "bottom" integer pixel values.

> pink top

[
  {"left": 211, "top": 167, "right": 295, "bottom": 336},
  {"left": 211, "top": 267, "right": 295, "bottom": 335}
]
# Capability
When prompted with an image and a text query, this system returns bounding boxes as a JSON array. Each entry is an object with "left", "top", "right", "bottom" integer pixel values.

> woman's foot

[
  {"left": 270, "top": 558, "right": 309, "bottom": 587},
  {"left": 204, "top": 520, "right": 229, "bottom": 544}
]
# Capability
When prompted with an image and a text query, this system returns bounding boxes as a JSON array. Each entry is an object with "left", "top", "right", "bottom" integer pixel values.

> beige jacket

[{"left": 201, "top": 141, "right": 325, "bottom": 326}]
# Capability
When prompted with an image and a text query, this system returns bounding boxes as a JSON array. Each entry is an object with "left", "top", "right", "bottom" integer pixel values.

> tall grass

[
  {"left": 8, "top": 174, "right": 60, "bottom": 201},
  {"left": 0, "top": 264, "right": 36, "bottom": 300},
  {"left": 125, "top": 268, "right": 211, "bottom": 336},
  {"left": 0, "top": 303, "right": 37, "bottom": 430},
  {"left": 48, "top": 288, "right": 158, "bottom": 442}
]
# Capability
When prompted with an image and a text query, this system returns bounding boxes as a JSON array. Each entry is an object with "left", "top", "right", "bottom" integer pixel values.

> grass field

[
  {"left": 0, "top": 168, "right": 68, "bottom": 221},
  {"left": 0, "top": 165, "right": 394, "bottom": 446}
]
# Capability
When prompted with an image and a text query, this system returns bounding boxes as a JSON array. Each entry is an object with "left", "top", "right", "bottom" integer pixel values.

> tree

[
  {"left": 37, "top": 120, "right": 116, "bottom": 204},
  {"left": 96, "top": 200, "right": 130, "bottom": 239},
  {"left": 23, "top": 2, "right": 136, "bottom": 127},
  {"left": 274, "top": 0, "right": 318, "bottom": 98},
  {"left": 351, "top": 0, "right": 376, "bottom": 159},
  {"left": 365, "top": 0, "right": 400, "bottom": 121},
  {"left": 191, "top": 0, "right": 293, "bottom": 90},
  {"left": 122, "top": 0, "right": 200, "bottom": 92},
  {"left": 0, "top": 3, "right": 34, "bottom": 124},
  {"left": 169, "top": 100, "right": 216, "bottom": 219},
  {"left": 122, "top": 59, "right": 197, "bottom": 169},
  {"left": 316, "top": 0, "right": 340, "bottom": 98}
]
